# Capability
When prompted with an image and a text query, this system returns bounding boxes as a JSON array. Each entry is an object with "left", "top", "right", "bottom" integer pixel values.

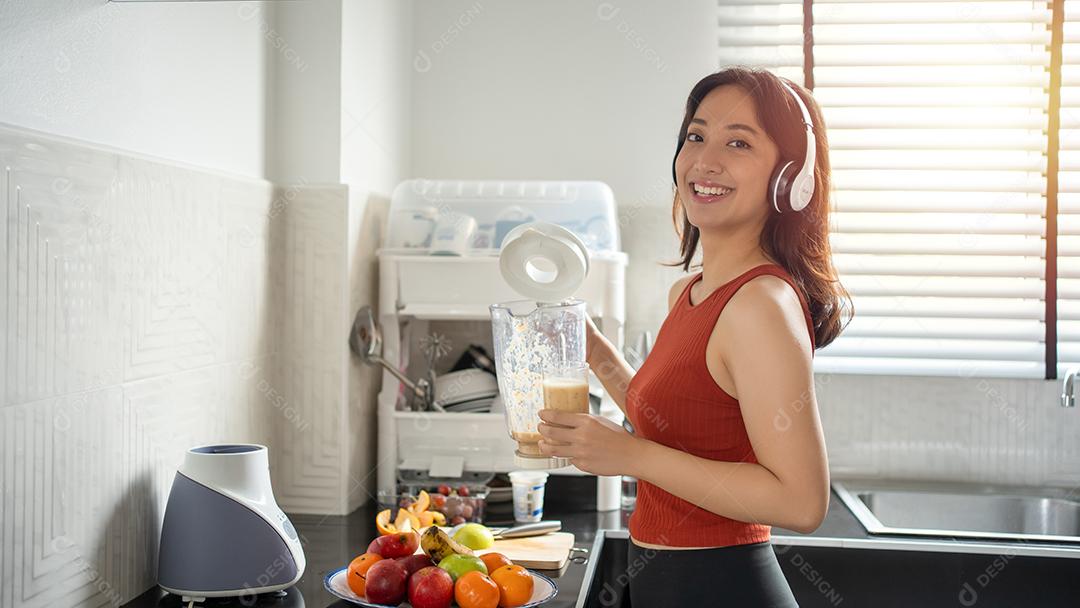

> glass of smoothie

[{"left": 542, "top": 362, "right": 591, "bottom": 427}]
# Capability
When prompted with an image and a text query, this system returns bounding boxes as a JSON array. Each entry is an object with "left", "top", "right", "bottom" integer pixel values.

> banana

[{"left": 420, "top": 526, "right": 474, "bottom": 563}]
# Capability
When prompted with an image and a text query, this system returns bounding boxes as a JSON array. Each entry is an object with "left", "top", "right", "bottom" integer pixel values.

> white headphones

[{"left": 769, "top": 81, "right": 816, "bottom": 213}]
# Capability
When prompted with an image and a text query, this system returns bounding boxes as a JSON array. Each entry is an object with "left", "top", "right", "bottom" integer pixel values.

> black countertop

[
  {"left": 123, "top": 477, "right": 1080, "bottom": 607},
  {"left": 123, "top": 475, "right": 621, "bottom": 608}
]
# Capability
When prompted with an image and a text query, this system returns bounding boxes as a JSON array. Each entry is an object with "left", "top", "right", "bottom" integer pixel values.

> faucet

[{"left": 1062, "top": 367, "right": 1078, "bottom": 407}]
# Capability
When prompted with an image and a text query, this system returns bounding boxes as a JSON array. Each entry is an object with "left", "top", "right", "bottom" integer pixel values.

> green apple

[
  {"left": 436, "top": 553, "right": 487, "bottom": 582},
  {"left": 452, "top": 523, "right": 495, "bottom": 550}
]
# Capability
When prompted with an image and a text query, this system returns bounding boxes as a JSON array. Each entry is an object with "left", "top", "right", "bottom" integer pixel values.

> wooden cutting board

[{"left": 475, "top": 532, "right": 576, "bottom": 570}]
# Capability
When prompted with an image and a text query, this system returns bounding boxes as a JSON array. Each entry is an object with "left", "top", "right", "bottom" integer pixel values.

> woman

[{"left": 536, "top": 67, "right": 851, "bottom": 606}]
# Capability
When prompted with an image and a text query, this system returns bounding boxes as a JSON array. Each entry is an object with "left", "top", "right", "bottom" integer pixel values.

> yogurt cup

[{"left": 509, "top": 470, "right": 549, "bottom": 523}]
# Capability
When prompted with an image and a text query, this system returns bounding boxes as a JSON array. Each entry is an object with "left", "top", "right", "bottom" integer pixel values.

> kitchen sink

[{"left": 833, "top": 479, "right": 1080, "bottom": 543}]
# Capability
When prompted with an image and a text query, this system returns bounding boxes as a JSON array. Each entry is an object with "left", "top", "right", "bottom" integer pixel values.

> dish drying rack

[{"left": 373, "top": 179, "right": 629, "bottom": 513}]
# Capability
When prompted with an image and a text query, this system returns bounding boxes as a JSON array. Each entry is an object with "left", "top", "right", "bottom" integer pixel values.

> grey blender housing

[{"left": 157, "top": 444, "right": 305, "bottom": 602}]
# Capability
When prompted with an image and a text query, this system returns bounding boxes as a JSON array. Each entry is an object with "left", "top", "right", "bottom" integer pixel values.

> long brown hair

[{"left": 665, "top": 66, "right": 851, "bottom": 348}]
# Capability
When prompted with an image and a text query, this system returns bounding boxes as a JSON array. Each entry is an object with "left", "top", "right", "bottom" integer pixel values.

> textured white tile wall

[
  {"left": 345, "top": 188, "right": 387, "bottom": 514},
  {"left": 0, "top": 125, "right": 369, "bottom": 607},
  {"left": 815, "top": 374, "right": 1080, "bottom": 487},
  {"left": 267, "top": 184, "right": 353, "bottom": 515}
]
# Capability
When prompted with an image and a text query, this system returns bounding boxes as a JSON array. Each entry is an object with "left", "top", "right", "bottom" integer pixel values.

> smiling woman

[{"left": 536, "top": 66, "right": 852, "bottom": 607}]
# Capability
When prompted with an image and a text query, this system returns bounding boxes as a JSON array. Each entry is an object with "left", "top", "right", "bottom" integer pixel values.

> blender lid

[{"left": 498, "top": 221, "right": 590, "bottom": 302}]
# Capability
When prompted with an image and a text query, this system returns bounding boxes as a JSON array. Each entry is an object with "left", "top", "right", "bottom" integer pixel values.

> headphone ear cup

[{"left": 769, "top": 160, "right": 798, "bottom": 213}]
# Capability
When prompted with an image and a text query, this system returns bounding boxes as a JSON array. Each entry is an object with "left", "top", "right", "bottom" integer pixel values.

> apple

[
  {"left": 408, "top": 566, "right": 454, "bottom": 608},
  {"left": 368, "top": 530, "right": 419, "bottom": 559},
  {"left": 457, "top": 485, "right": 470, "bottom": 496},
  {"left": 365, "top": 559, "right": 408, "bottom": 605},
  {"left": 397, "top": 553, "right": 435, "bottom": 578},
  {"left": 438, "top": 484, "right": 452, "bottom": 496},
  {"left": 452, "top": 523, "right": 494, "bottom": 550},
  {"left": 437, "top": 553, "right": 488, "bottom": 582}
]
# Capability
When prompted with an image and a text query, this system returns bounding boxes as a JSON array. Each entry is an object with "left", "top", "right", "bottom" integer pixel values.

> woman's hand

[{"left": 536, "top": 409, "right": 640, "bottom": 477}]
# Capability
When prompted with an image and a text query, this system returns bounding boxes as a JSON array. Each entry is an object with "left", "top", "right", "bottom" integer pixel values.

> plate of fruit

[{"left": 324, "top": 521, "right": 557, "bottom": 608}]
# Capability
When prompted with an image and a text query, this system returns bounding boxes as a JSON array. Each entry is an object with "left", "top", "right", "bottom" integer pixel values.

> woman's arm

[
  {"left": 585, "top": 316, "right": 634, "bottom": 416},
  {"left": 631, "top": 276, "right": 829, "bottom": 533}
]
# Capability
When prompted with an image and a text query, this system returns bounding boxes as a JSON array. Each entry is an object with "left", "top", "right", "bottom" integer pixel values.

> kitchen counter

[
  {"left": 123, "top": 475, "right": 614, "bottom": 608},
  {"left": 123, "top": 477, "right": 1080, "bottom": 607}
]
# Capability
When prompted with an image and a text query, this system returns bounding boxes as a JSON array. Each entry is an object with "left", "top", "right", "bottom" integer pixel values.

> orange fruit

[
  {"left": 489, "top": 564, "right": 533, "bottom": 607},
  {"left": 454, "top": 570, "right": 500, "bottom": 608},
  {"left": 418, "top": 510, "right": 436, "bottom": 527},
  {"left": 347, "top": 552, "right": 383, "bottom": 597},
  {"left": 410, "top": 489, "right": 431, "bottom": 514},
  {"left": 394, "top": 507, "right": 420, "bottom": 532},
  {"left": 479, "top": 552, "right": 513, "bottom": 574},
  {"left": 375, "top": 509, "right": 397, "bottom": 535}
]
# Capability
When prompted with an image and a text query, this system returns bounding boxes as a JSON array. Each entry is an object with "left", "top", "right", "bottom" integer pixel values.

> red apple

[
  {"left": 368, "top": 530, "right": 419, "bottom": 559},
  {"left": 383, "top": 530, "right": 419, "bottom": 558},
  {"left": 438, "top": 484, "right": 452, "bottom": 496},
  {"left": 365, "top": 559, "right": 408, "bottom": 605},
  {"left": 408, "top": 566, "right": 453, "bottom": 608},
  {"left": 457, "top": 485, "right": 470, "bottom": 496},
  {"left": 397, "top": 553, "right": 435, "bottom": 578}
]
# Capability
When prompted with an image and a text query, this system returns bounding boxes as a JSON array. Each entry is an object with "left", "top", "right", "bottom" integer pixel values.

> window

[
  {"left": 718, "top": 1, "right": 807, "bottom": 86},
  {"left": 719, "top": 0, "right": 1063, "bottom": 378},
  {"left": 1057, "top": 1, "right": 1079, "bottom": 375}
]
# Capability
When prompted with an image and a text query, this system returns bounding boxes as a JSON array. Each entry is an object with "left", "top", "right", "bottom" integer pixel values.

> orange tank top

[{"left": 625, "top": 263, "right": 815, "bottom": 547}]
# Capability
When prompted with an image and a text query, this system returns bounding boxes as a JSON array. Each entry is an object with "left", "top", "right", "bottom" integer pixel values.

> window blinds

[
  {"left": 718, "top": 1, "right": 806, "bottom": 85},
  {"left": 720, "top": 1, "right": 1053, "bottom": 378},
  {"left": 1057, "top": 0, "right": 1080, "bottom": 375}
]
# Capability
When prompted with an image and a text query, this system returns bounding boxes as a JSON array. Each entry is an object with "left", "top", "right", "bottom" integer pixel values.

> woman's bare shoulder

[
  {"left": 725, "top": 274, "right": 803, "bottom": 318},
  {"left": 722, "top": 274, "right": 811, "bottom": 349},
  {"left": 668, "top": 274, "right": 697, "bottom": 312}
]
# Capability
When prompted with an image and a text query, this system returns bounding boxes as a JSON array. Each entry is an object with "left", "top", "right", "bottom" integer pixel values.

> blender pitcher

[{"left": 490, "top": 222, "right": 591, "bottom": 469}]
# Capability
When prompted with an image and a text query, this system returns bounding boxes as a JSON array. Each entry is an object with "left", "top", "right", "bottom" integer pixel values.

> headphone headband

[{"left": 777, "top": 81, "right": 816, "bottom": 212}]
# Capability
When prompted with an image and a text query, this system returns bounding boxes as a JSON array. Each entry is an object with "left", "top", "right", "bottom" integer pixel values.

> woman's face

[{"left": 674, "top": 84, "right": 780, "bottom": 233}]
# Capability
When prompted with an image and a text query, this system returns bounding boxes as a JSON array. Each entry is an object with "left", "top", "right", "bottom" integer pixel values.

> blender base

[{"left": 514, "top": 452, "right": 570, "bottom": 470}]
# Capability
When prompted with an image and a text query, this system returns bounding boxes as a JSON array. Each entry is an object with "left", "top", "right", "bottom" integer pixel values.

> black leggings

[{"left": 626, "top": 540, "right": 799, "bottom": 607}]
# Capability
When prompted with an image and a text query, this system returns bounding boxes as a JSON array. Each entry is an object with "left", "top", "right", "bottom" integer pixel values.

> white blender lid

[{"left": 499, "top": 221, "right": 590, "bottom": 302}]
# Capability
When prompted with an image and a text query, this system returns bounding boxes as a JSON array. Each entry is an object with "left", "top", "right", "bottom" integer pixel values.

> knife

[{"left": 487, "top": 520, "right": 562, "bottom": 539}]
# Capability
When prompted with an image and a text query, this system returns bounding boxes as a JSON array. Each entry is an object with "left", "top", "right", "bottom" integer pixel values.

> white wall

[
  {"left": 410, "top": 0, "right": 721, "bottom": 340},
  {"left": 340, "top": 0, "right": 415, "bottom": 513},
  {"left": 341, "top": 0, "right": 414, "bottom": 194},
  {"left": 0, "top": 0, "right": 271, "bottom": 179},
  {"left": 267, "top": 0, "right": 344, "bottom": 184},
  {"left": 0, "top": 124, "right": 281, "bottom": 608},
  {"left": 0, "top": 2, "right": 415, "bottom": 605}
]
